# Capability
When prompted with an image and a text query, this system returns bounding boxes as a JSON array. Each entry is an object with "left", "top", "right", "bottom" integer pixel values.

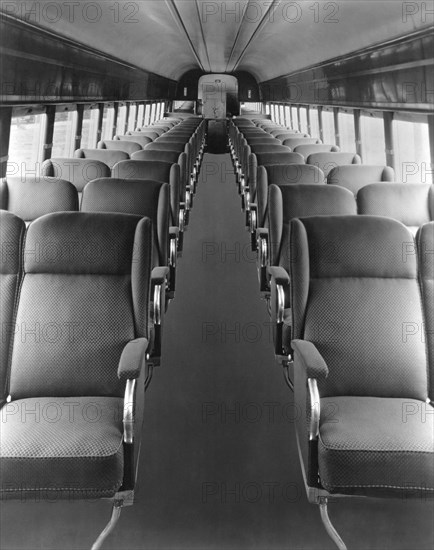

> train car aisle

[{"left": 0, "top": 154, "right": 432, "bottom": 550}]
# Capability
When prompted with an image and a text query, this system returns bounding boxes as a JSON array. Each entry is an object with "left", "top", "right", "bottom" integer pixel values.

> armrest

[
  {"left": 249, "top": 203, "right": 258, "bottom": 234},
  {"left": 267, "top": 266, "right": 290, "bottom": 286},
  {"left": 256, "top": 227, "right": 269, "bottom": 267},
  {"left": 118, "top": 338, "right": 149, "bottom": 381},
  {"left": 291, "top": 340, "right": 329, "bottom": 380},
  {"left": 151, "top": 266, "right": 170, "bottom": 286},
  {"left": 169, "top": 226, "right": 179, "bottom": 266}
]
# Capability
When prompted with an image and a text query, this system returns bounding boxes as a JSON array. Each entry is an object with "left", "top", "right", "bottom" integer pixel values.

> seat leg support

[
  {"left": 91, "top": 499, "right": 123, "bottom": 550},
  {"left": 318, "top": 497, "right": 347, "bottom": 550}
]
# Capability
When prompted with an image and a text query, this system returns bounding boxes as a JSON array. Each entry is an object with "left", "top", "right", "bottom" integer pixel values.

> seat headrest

[
  {"left": 25, "top": 212, "right": 148, "bottom": 275},
  {"left": 282, "top": 138, "right": 320, "bottom": 148},
  {"left": 294, "top": 144, "right": 340, "bottom": 157},
  {"left": 131, "top": 150, "right": 180, "bottom": 163},
  {"left": 327, "top": 165, "right": 395, "bottom": 188},
  {"left": 265, "top": 164, "right": 324, "bottom": 185},
  {"left": 251, "top": 145, "right": 291, "bottom": 154},
  {"left": 291, "top": 215, "right": 416, "bottom": 279},
  {"left": 1, "top": 177, "right": 78, "bottom": 221},
  {"left": 112, "top": 160, "right": 172, "bottom": 180},
  {"left": 417, "top": 222, "right": 434, "bottom": 279},
  {"left": 41, "top": 158, "right": 111, "bottom": 191},
  {"left": 255, "top": 152, "right": 305, "bottom": 165},
  {"left": 74, "top": 149, "right": 130, "bottom": 168},
  {"left": 0, "top": 210, "right": 25, "bottom": 274}
]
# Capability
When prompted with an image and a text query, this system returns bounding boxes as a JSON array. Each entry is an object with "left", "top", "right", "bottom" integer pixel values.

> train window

[
  {"left": 102, "top": 104, "right": 115, "bottom": 140},
  {"left": 322, "top": 109, "right": 335, "bottom": 144},
  {"left": 279, "top": 105, "right": 284, "bottom": 125},
  {"left": 360, "top": 111, "right": 386, "bottom": 164},
  {"left": 309, "top": 107, "right": 320, "bottom": 139},
  {"left": 52, "top": 106, "right": 77, "bottom": 157},
  {"left": 150, "top": 103, "right": 157, "bottom": 123},
  {"left": 116, "top": 104, "right": 127, "bottom": 135},
  {"left": 128, "top": 104, "right": 137, "bottom": 132},
  {"left": 81, "top": 105, "right": 99, "bottom": 149},
  {"left": 291, "top": 107, "right": 298, "bottom": 131},
  {"left": 137, "top": 104, "right": 145, "bottom": 128},
  {"left": 393, "top": 116, "right": 432, "bottom": 183},
  {"left": 339, "top": 110, "right": 356, "bottom": 153},
  {"left": 8, "top": 108, "right": 46, "bottom": 175},
  {"left": 300, "top": 107, "right": 308, "bottom": 134},
  {"left": 265, "top": 104, "right": 270, "bottom": 116},
  {"left": 285, "top": 106, "right": 291, "bottom": 128},
  {"left": 144, "top": 104, "right": 151, "bottom": 126}
]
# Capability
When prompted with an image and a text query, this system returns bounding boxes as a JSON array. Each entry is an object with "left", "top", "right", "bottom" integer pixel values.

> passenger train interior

[{"left": 0, "top": 1, "right": 433, "bottom": 549}]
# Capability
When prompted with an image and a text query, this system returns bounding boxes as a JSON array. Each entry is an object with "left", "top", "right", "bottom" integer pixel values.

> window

[
  {"left": 116, "top": 104, "right": 127, "bottom": 135},
  {"left": 265, "top": 104, "right": 270, "bottom": 116},
  {"left": 393, "top": 116, "right": 432, "bottom": 183},
  {"left": 322, "top": 109, "right": 335, "bottom": 144},
  {"left": 339, "top": 111, "right": 356, "bottom": 153},
  {"left": 81, "top": 106, "right": 99, "bottom": 148},
  {"left": 144, "top": 104, "right": 151, "bottom": 126},
  {"left": 285, "top": 106, "right": 291, "bottom": 128},
  {"left": 291, "top": 107, "right": 298, "bottom": 131},
  {"left": 8, "top": 109, "right": 46, "bottom": 176},
  {"left": 137, "top": 104, "right": 145, "bottom": 129},
  {"left": 360, "top": 112, "right": 386, "bottom": 164},
  {"left": 102, "top": 104, "right": 115, "bottom": 139},
  {"left": 309, "top": 107, "right": 320, "bottom": 139},
  {"left": 300, "top": 107, "right": 308, "bottom": 134},
  {"left": 279, "top": 105, "right": 285, "bottom": 126},
  {"left": 52, "top": 107, "right": 77, "bottom": 157},
  {"left": 128, "top": 104, "right": 137, "bottom": 132},
  {"left": 150, "top": 103, "right": 157, "bottom": 124}
]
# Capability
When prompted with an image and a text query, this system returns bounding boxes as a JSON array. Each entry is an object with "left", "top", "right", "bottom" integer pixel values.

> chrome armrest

[
  {"left": 307, "top": 378, "right": 320, "bottom": 441},
  {"left": 256, "top": 228, "right": 269, "bottom": 268},
  {"left": 249, "top": 203, "right": 258, "bottom": 233},
  {"left": 178, "top": 204, "right": 186, "bottom": 232},
  {"left": 169, "top": 227, "right": 178, "bottom": 269},
  {"left": 123, "top": 379, "right": 136, "bottom": 444}
]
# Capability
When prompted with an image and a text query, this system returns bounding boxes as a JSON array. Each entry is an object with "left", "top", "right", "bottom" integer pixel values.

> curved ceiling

[{"left": 2, "top": 0, "right": 430, "bottom": 82}]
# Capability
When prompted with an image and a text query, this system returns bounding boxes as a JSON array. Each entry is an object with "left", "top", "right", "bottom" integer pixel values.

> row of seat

[
  {"left": 0, "top": 113, "right": 208, "bottom": 548},
  {"left": 231, "top": 116, "right": 434, "bottom": 549}
]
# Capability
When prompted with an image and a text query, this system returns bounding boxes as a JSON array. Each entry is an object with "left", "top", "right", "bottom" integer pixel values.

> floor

[{"left": 1, "top": 153, "right": 433, "bottom": 550}]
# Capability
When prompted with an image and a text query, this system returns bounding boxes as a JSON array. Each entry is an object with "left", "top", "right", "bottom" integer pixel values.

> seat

[
  {"left": 97, "top": 140, "right": 142, "bottom": 155},
  {"left": 131, "top": 150, "right": 180, "bottom": 164},
  {"left": 358, "top": 183, "right": 434, "bottom": 235},
  {"left": 0, "top": 211, "right": 25, "bottom": 406},
  {"left": 327, "top": 164, "right": 395, "bottom": 194},
  {"left": 41, "top": 158, "right": 111, "bottom": 195},
  {"left": 80, "top": 178, "right": 176, "bottom": 306},
  {"left": 112, "top": 160, "right": 184, "bottom": 251},
  {"left": 0, "top": 176, "right": 78, "bottom": 222},
  {"left": 249, "top": 144, "right": 291, "bottom": 154},
  {"left": 115, "top": 134, "right": 154, "bottom": 146},
  {"left": 129, "top": 130, "right": 161, "bottom": 140},
  {"left": 74, "top": 148, "right": 129, "bottom": 169},
  {"left": 306, "top": 152, "right": 362, "bottom": 179},
  {"left": 289, "top": 215, "right": 434, "bottom": 549},
  {"left": 0, "top": 211, "right": 156, "bottom": 548},
  {"left": 144, "top": 142, "right": 186, "bottom": 153},
  {"left": 294, "top": 144, "right": 340, "bottom": 158},
  {"left": 262, "top": 185, "right": 357, "bottom": 367},
  {"left": 282, "top": 137, "right": 321, "bottom": 148},
  {"left": 271, "top": 130, "right": 299, "bottom": 137}
]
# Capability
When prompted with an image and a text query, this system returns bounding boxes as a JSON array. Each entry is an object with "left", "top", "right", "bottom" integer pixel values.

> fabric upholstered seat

[
  {"left": 358, "top": 183, "right": 433, "bottom": 234},
  {"left": 41, "top": 157, "right": 111, "bottom": 194},
  {"left": 289, "top": 215, "right": 434, "bottom": 547},
  {"left": 294, "top": 144, "right": 340, "bottom": 158},
  {"left": 282, "top": 137, "right": 320, "bottom": 148},
  {"left": 327, "top": 164, "right": 395, "bottom": 194},
  {"left": 249, "top": 144, "right": 291, "bottom": 154},
  {"left": 74, "top": 148, "right": 129, "bottom": 169},
  {"left": 98, "top": 140, "right": 142, "bottom": 154},
  {"left": 0, "top": 212, "right": 153, "bottom": 506},
  {"left": 0, "top": 176, "right": 78, "bottom": 222},
  {"left": 131, "top": 149, "right": 180, "bottom": 164},
  {"left": 144, "top": 142, "right": 186, "bottom": 153},
  {"left": 306, "top": 152, "right": 362, "bottom": 179},
  {"left": 115, "top": 134, "right": 154, "bottom": 146},
  {"left": 128, "top": 130, "right": 160, "bottom": 140},
  {"left": 0, "top": 211, "right": 25, "bottom": 406}
]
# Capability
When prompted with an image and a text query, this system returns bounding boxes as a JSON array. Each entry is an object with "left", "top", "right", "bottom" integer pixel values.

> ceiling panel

[{"left": 2, "top": 0, "right": 430, "bottom": 82}]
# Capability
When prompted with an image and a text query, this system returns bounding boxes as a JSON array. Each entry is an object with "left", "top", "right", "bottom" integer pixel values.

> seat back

[
  {"left": 0, "top": 211, "right": 25, "bottom": 403},
  {"left": 97, "top": 140, "right": 142, "bottom": 154},
  {"left": 131, "top": 150, "right": 180, "bottom": 164},
  {"left": 8, "top": 212, "right": 152, "bottom": 399},
  {"left": 250, "top": 144, "right": 291, "bottom": 154},
  {"left": 327, "top": 164, "right": 395, "bottom": 195},
  {"left": 111, "top": 160, "right": 180, "bottom": 225},
  {"left": 41, "top": 158, "right": 111, "bottom": 193},
  {"left": 417, "top": 222, "right": 434, "bottom": 398},
  {"left": 290, "top": 215, "right": 428, "bottom": 400},
  {"left": 81, "top": 178, "right": 169, "bottom": 268},
  {"left": 282, "top": 137, "right": 320, "bottom": 148},
  {"left": 306, "top": 152, "right": 362, "bottom": 178},
  {"left": 144, "top": 142, "right": 186, "bottom": 153},
  {"left": 268, "top": 184, "right": 357, "bottom": 267},
  {"left": 358, "top": 183, "right": 433, "bottom": 233},
  {"left": 294, "top": 144, "right": 340, "bottom": 158},
  {"left": 256, "top": 165, "right": 325, "bottom": 227},
  {"left": 129, "top": 130, "right": 160, "bottom": 140},
  {"left": 116, "top": 134, "right": 154, "bottom": 145},
  {"left": 0, "top": 177, "right": 78, "bottom": 222},
  {"left": 74, "top": 148, "right": 129, "bottom": 169}
]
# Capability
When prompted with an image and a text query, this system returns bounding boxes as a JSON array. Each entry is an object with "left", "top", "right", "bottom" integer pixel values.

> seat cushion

[
  {"left": 0, "top": 396, "right": 124, "bottom": 499},
  {"left": 318, "top": 396, "right": 434, "bottom": 497}
]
